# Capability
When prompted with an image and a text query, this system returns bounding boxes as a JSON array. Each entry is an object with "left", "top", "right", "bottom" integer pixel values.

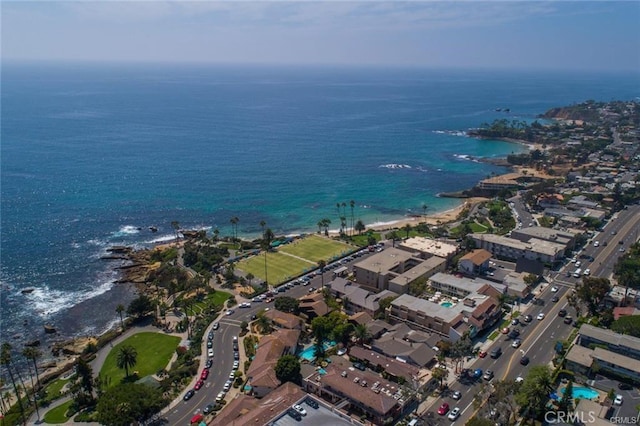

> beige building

[
  {"left": 457, "top": 249, "right": 492, "bottom": 275},
  {"left": 469, "top": 233, "right": 565, "bottom": 264},
  {"left": 353, "top": 247, "right": 445, "bottom": 292},
  {"left": 397, "top": 237, "right": 459, "bottom": 261}
]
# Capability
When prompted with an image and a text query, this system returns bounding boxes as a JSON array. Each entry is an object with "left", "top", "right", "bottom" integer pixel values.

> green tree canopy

[
  {"left": 516, "top": 365, "right": 554, "bottom": 422},
  {"left": 611, "top": 315, "right": 640, "bottom": 337},
  {"left": 575, "top": 277, "right": 611, "bottom": 316},
  {"left": 126, "top": 295, "right": 154, "bottom": 318},
  {"left": 274, "top": 296, "right": 300, "bottom": 314},
  {"left": 274, "top": 354, "right": 301, "bottom": 385},
  {"left": 116, "top": 345, "right": 138, "bottom": 378},
  {"left": 96, "top": 383, "right": 166, "bottom": 426}
]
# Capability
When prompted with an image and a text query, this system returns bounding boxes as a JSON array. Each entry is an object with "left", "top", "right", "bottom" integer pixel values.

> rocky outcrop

[{"left": 44, "top": 324, "right": 57, "bottom": 334}]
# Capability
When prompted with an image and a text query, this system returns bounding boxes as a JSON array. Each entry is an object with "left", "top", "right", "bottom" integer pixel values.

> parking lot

[{"left": 270, "top": 399, "right": 353, "bottom": 426}]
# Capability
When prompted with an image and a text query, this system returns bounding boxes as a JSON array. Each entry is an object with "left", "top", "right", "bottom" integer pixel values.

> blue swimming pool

[
  {"left": 561, "top": 386, "right": 599, "bottom": 400},
  {"left": 298, "top": 341, "right": 337, "bottom": 362},
  {"left": 440, "top": 302, "right": 453, "bottom": 308}
]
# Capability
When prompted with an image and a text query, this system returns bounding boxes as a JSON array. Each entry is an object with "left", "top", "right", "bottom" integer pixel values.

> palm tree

[
  {"left": 318, "top": 260, "right": 327, "bottom": 292},
  {"left": 353, "top": 324, "right": 371, "bottom": 345},
  {"left": 404, "top": 223, "right": 412, "bottom": 239},
  {"left": 213, "top": 228, "right": 220, "bottom": 241},
  {"left": 256, "top": 314, "right": 272, "bottom": 334},
  {"left": 115, "top": 304, "right": 125, "bottom": 331},
  {"left": 350, "top": 200, "right": 355, "bottom": 236},
  {"left": 1, "top": 343, "right": 27, "bottom": 425},
  {"left": 259, "top": 220, "right": 266, "bottom": 239},
  {"left": 431, "top": 366, "right": 448, "bottom": 389},
  {"left": 171, "top": 221, "right": 180, "bottom": 245},
  {"left": 230, "top": 216, "right": 239, "bottom": 241},
  {"left": 116, "top": 345, "right": 138, "bottom": 378},
  {"left": 321, "top": 218, "right": 331, "bottom": 236},
  {"left": 355, "top": 220, "right": 365, "bottom": 235},
  {"left": 22, "top": 347, "right": 42, "bottom": 391}
]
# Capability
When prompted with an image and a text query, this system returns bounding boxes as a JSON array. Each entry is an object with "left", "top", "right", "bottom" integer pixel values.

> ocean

[{"left": 2, "top": 63, "right": 639, "bottom": 345}]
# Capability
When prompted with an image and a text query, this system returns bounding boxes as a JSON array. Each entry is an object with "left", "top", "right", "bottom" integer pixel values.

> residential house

[{"left": 246, "top": 329, "right": 301, "bottom": 397}]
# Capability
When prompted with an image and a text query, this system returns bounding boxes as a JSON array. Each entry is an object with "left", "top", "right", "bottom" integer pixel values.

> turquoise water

[
  {"left": 2, "top": 64, "right": 639, "bottom": 343},
  {"left": 318, "top": 368, "right": 327, "bottom": 375},
  {"left": 561, "top": 386, "right": 599, "bottom": 400},
  {"left": 299, "top": 341, "right": 337, "bottom": 361},
  {"left": 440, "top": 302, "right": 453, "bottom": 308}
]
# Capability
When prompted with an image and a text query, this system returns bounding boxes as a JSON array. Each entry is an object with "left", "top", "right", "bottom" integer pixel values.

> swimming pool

[
  {"left": 561, "top": 386, "right": 599, "bottom": 400},
  {"left": 440, "top": 302, "right": 453, "bottom": 308},
  {"left": 298, "top": 341, "right": 337, "bottom": 362}
]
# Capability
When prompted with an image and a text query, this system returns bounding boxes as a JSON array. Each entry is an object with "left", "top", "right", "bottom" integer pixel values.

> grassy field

[
  {"left": 99, "top": 332, "right": 180, "bottom": 387},
  {"left": 43, "top": 399, "right": 73, "bottom": 424},
  {"left": 43, "top": 377, "right": 70, "bottom": 404},
  {"left": 236, "top": 251, "right": 315, "bottom": 285},
  {"left": 192, "top": 291, "right": 232, "bottom": 314},
  {"left": 278, "top": 235, "right": 354, "bottom": 262}
]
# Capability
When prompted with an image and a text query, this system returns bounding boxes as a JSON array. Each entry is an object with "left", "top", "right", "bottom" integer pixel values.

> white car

[
  {"left": 515, "top": 376, "right": 524, "bottom": 384},
  {"left": 584, "top": 268, "right": 591, "bottom": 276},
  {"left": 512, "top": 339, "right": 521, "bottom": 348},
  {"left": 614, "top": 394, "right": 623, "bottom": 405},
  {"left": 233, "top": 360, "right": 240, "bottom": 369},
  {"left": 551, "top": 286, "right": 559, "bottom": 293},
  {"left": 594, "top": 241, "right": 600, "bottom": 247},
  {"left": 337, "top": 348, "right": 347, "bottom": 356},
  {"left": 448, "top": 407, "right": 461, "bottom": 421},
  {"left": 208, "top": 348, "right": 214, "bottom": 358},
  {"left": 292, "top": 404, "right": 307, "bottom": 416},
  {"left": 537, "top": 313, "right": 545, "bottom": 320},
  {"left": 575, "top": 261, "right": 581, "bottom": 267},
  {"left": 225, "top": 309, "right": 234, "bottom": 316}
]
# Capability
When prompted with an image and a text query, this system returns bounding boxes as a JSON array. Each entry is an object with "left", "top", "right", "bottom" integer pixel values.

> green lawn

[
  {"left": 99, "top": 332, "right": 181, "bottom": 386},
  {"left": 192, "top": 291, "right": 232, "bottom": 314},
  {"left": 469, "top": 222, "right": 488, "bottom": 233},
  {"left": 44, "top": 399, "right": 73, "bottom": 424},
  {"left": 278, "top": 235, "right": 354, "bottom": 262},
  {"left": 43, "top": 377, "right": 70, "bottom": 404},
  {"left": 236, "top": 251, "right": 314, "bottom": 286}
]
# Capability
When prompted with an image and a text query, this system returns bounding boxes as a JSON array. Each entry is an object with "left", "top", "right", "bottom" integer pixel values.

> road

[{"left": 162, "top": 247, "right": 371, "bottom": 424}]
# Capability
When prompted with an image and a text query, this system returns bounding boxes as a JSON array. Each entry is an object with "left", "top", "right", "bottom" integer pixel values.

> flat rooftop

[
  {"left": 399, "top": 237, "right": 458, "bottom": 258},
  {"left": 354, "top": 247, "right": 414, "bottom": 273}
]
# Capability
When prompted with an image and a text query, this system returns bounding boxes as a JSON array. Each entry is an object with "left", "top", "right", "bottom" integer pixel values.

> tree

[
  {"left": 116, "top": 304, "right": 126, "bottom": 331},
  {"left": 96, "top": 383, "right": 166, "bottom": 426},
  {"left": 116, "top": 345, "right": 138, "bottom": 378},
  {"left": 576, "top": 277, "right": 611, "bottom": 316},
  {"left": 230, "top": 216, "right": 239, "bottom": 241},
  {"left": 516, "top": 365, "right": 554, "bottom": 422},
  {"left": 240, "top": 321, "right": 248, "bottom": 333},
  {"left": 557, "top": 379, "right": 574, "bottom": 415},
  {"left": 313, "top": 339, "right": 326, "bottom": 363},
  {"left": 127, "top": 294, "right": 154, "bottom": 318},
  {"left": 318, "top": 260, "right": 327, "bottom": 291},
  {"left": 1, "top": 343, "right": 26, "bottom": 426},
  {"left": 350, "top": 200, "right": 355, "bottom": 236},
  {"left": 431, "top": 366, "right": 448, "bottom": 389},
  {"left": 377, "top": 296, "right": 397, "bottom": 317},
  {"left": 22, "top": 346, "right": 42, "bottom": 391},
  {"left": 260, "top": 220, "right": 266, "bottom": 239},
  {"left": 524, "top": 273, "right": 539, "bottom": 287},
  {"left": 611, "top": 315, "right": 640, "bottom": 337},
  {"left": 403, "top": 223, "right": 412, "bottom": 239},
  {"left": 274, "top": 355, "right": 301, "bottom": 384},
  {"left": 566, "top": 290, "right": 582, "bottom": 318},
  {"left": 354, "top": 220, "right": 365, "bottom": 235},
  {"left": 256, "top": 313, "right": 273, "bottom": 334},
  {"left": 474, "top": 379, "right": 520, "bottom": 425},
  {"left": 71, "top": 357, "right": 95, "bottom": 410},
  {"left": 171, "top": 220, "right": 180, "bottom": 245},
  {"left": 353, "top": 323, "right": 371, "bottom": 345},
  {"left": 466, "top": 417, "right": 495, "bottom": 426},
  {"left": 274, "top": 296, "right": 300, "bottom": 314}
]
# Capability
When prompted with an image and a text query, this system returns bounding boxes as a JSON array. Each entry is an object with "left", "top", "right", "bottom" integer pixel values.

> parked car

[
  {"left": 305, "top": 398, "right": 319, "bottom": 409},
  {"left": 478, "top": 350, "right": 487, "bottom": 358},
  {"left": 292, "top": 404, "right": 307, "bottom": 416},
  {"left": 537, "top": 313, "right": 545, "bottom": 320},
  {"left": 452, "top": 390, "right": 462, "bottom": 400},
  {"left": 508, "top": 329, "right": 520, "bottom": 339},
  {"left": 205, "top": 359, "right": 213, "bottom": 369},
  {"left": 208, "top": 348, "right": 214, "bottom": 358},
  {"left": 483, "top": 370, "right": 494, "bottom": 381},
  {"left": 213, "top": 322, "right": 219, "bottom": 330},
  {"left": 200, "top": 369, "right": 209, "bottom": 380},
  {"left": 551, "top": 296, "right": 559, "bottom": 303},
  {"left": 618, "top": 383, "right": 633, "bottom": 390},
  {"left": 512, "top": 339, "right": 521, "bottom": 348},
  {"left": 353, "top": 362, "right": 366, "bottom": 371},
  {"left": 473, "top": 369, "right": 483, "bottom": 379},
  {"left": 203, "top": 403, "right": 215, "bottom": 414},
  {"left": 614, "top": 395, "right": 624, "bottom": 405},
  {"left": 520, "top": 356, "right": 530, "bottom": 365},
  {"left": 523, "top": 314, "right": 532, "bottom": 323},
  {"left": 437, "top": 402, "right": 450, "bottom": 415},
  {"left": 511, "top": 318, "right": 519, "bottom": 326},
  {"left": 194, "top": 380, "right": 204, "bottom": 390},
  {"left": 448, "top": 407, "right": 461, "bottom": 421},
  {"left": 551, "top": 286, "right": 559, "bottom": 292},
  {"left": 564, "top": 316, "right": 573, "bottom": 324},
  {"left": 183, "top": 389, "right": 195, "bottom": 400},
  {"left": 287, "top": 408, "right": 302, "bottom": 421}
]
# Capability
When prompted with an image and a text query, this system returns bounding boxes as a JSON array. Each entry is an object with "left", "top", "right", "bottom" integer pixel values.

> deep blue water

[{"left": 2, "top": 63, "right": 639, "bottom": 343}]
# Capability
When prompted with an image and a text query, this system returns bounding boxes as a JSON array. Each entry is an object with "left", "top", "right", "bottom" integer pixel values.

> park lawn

[
  {"left": 237, "top": 251, "right": 314, "bottom": 286},
  {"left": 469, "top": 222, "right": 488, "bottom": 233},
  {"left": 43, "top": 377, "right": 70, "bottom": 404},
  {"left": 192, "top": 291, "right": 232, "bottom": 314},
  {"left": 99, "top": 332, "right": 181, "bottom": 387},
  {"left": 350, "top": 232, "right": 381, "bottom": 246},
  {"left": 278, "top": 234, "right": 354, "bottom": 263},
  {"left": 44, "top": 399, "right": 73, "bottom": 424}
]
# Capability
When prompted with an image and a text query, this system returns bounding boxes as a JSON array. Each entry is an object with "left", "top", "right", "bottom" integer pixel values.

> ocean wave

[
  {"left": 26, "top": 279, "right": 115, "bottom": 318},
  {"left": 433, "top": 130, "right": 467, "bottom": 137},
  {"left": 110, "top": 225, "right": 141, "bottom": 238},
  {"left": 379, "top": 163, "right": 412, "bottom": 170},
  {"left": 145, "top": 234, "right": 176, "bottom": 244},
  {"left": 454, "top": 154, "right": 471, "bottom": 160}
]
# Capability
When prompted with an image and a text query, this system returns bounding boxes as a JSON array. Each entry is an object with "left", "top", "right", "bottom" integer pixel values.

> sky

[{"left": 2, "top": 1, "right": 639, "bottom": 71}]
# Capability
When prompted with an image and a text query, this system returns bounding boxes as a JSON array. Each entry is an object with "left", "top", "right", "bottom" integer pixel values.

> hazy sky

[{"left": 2, "top": 1, "right": 639, "bottom": 71}]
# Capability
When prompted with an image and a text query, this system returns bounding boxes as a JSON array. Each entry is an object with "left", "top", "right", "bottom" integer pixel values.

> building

[
  {"left": 352, "top": 247, "right": 446, "bottom": 293},
  {"left": 388, "top": 285, "right": 502, "bottom": 340},
  {"left": 263, "top": 310, "right": 304, "bottom": 330},
  {"left": 564, "top": 344, "right": 640, "bottom": 384},
  {"left": 348, "top": 346, "right": 421, "bottom": 383},
  {"left": 397, "top": 237, "right": 459, "bottom": 261},
  {"left": 577, "top": 324, "right": 640, "bottom": 360},
  {"left": 329, "top": 277, "right": 398, "bottom": 317},
  {"left": 477, "top": 173, "right": 522, "bottom": 191},
  {"left": 298, "top": 292, "right": 331, "bottom": 319},
  {"left": 509, "top": 226, "right": 579, "bottom": 251},
  {"left": 428, "top": 272, "right": 506, "bottom": 299},
  {"left": 469, "top": 233, "right": 566, "bottom": 264},
  {"left": 246, "top": 329, "right": 301, "bottom": 397},
  {"left": 457, "top": 249, "right": 492, "bottom": 275},
  {"left": 303, "top": 364, "right": 414, "bottom": 425}
]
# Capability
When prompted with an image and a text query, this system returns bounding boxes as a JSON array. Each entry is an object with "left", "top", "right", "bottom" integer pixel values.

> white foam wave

[
  {"left": 26, "top": 279, "right": 115, "bottom": 317},
  {"left": 434, "top": 130, "right": 467, "bottom": 137},
  {"left": 433, "top": 130, "right": 446, "bottom": 134},
  {"left": 111, "top": 225, "right": 141, "bottom": 238},
  {"left": 379, "top": 164, "right": 412, "bottom": 170},
  {"left": 145, "top": 234, "right": 176, "bottom": 244},
  {"left": 454, "top": 154, "right": 471, "bottom": 160}
]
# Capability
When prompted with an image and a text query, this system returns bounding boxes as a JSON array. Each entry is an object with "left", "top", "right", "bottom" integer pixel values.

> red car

[
  {"left": 200, "top": 369, "right": 209, "bottom": 380},
  {"left": 194, "top": 380, "right": 204, "bottom": 390},
  {"left": 437, "top": 402, "right": 450, "bottom": 415},
  {"left": 478, "top": 350, "right": 487, "bottom": 358}
]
